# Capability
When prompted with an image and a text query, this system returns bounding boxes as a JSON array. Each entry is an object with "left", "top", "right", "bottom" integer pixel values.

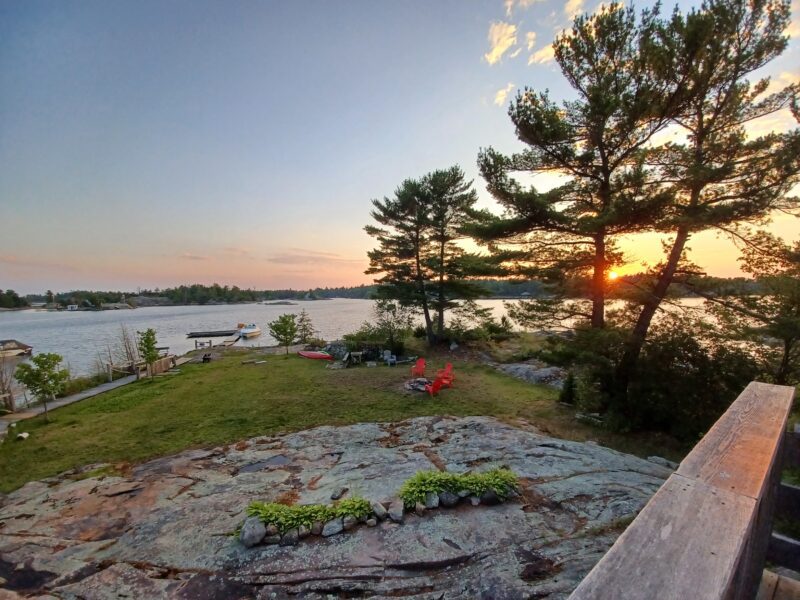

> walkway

[{"left": 0, "top": 356, "right": 193, "bottom": 439}]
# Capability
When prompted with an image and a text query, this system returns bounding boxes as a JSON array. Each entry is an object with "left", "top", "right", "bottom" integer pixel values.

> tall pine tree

[
  {"left": 365, "top": 166, "right": 484, "bottom": 344},
  {"left": 614, "top": 0, "right": 800, "bottom": 405},
  {"left": 476, "top": 3, "right": 681, "bottom": 329}
]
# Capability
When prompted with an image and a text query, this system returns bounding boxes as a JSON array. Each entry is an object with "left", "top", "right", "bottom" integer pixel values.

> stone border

[{"left": 239, "top": 486, "right": 519, "bottom": 549}]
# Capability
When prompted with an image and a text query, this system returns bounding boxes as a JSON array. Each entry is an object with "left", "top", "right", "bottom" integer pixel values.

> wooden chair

[
  {"left": 436, "top": 363, "right": 454, "bottom": 387},
  {"left": 410, "top": 358, "right": 426, "bottom": 377},
  {"left": 425, "top": 377, "right": 446, "bottom": 397}
]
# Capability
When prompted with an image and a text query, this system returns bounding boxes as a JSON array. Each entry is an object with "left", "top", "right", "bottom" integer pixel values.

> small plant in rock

[
  {"left": 399, "top": 468, "right": 519, "bottom": 509},
  {"left": 245, "top": 496, "right": 372, "bottom": 535}
]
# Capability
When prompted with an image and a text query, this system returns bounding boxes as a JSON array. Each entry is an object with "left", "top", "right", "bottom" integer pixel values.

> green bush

[
  {"left": 398, "top": 468, "right": 518, "bottom": 509},
  {"left": 246, "top": 496, "right": 372, "bottom": 534}
]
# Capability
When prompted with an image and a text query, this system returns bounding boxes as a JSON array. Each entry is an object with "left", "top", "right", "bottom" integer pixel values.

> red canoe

[{"left": 297, "top": 351, "right": 334, "bottom": 360}]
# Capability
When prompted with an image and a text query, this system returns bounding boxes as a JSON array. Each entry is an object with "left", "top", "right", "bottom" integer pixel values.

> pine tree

[
  {"left": 476, "top": 3, "right": 680, "bottom": 330},
  {"left": 614, "top": 0, "right": 800, "bottom": 403},
  {"left": 296, "top": 309, "right": 315, "bottom": 344},
  {"left": 365, "top": 166, "right": 484, "bottom": 344}
]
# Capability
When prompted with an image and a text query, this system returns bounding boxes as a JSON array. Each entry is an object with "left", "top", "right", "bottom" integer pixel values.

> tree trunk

[
  {"left": 774, "top": 339, "right": 793, "bottom": 385},
  {"left": 614, "top": 226, "right": 691, "bottom": 403},
  {"left": 591, "top": 235, "right": 606, "bottom": 329},
  {"left": 43, "top": 394, "right": 52, "bottom": 423},
  {"left": 436, "top": 235, "right": 446, "bottom": 338}
]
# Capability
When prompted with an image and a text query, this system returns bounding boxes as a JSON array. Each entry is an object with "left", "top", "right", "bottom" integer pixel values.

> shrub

[
  {"left": 398, "top": 468, "right": 518, "bottom": 509},
  {"left": 245, "top": 496, "right": 372, "bottom": 534}
]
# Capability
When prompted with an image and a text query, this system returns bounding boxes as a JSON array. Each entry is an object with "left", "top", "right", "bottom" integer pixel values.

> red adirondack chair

[
  {"left": 436, "top": 363, "right": 454, "bottom": 387},
  {"left": 410, "top": 358, "right": 426, "bottom": 377},
  {"left": 425, "top": 377, "right": 446, "bottom": 397}
]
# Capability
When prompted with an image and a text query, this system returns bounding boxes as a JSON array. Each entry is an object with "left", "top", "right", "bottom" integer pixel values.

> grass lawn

[{"left": 0, "top": 351, "right": 687, "bottom": 492}]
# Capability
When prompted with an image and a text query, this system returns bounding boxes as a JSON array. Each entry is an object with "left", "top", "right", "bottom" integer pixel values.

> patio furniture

[{"left": 410, "top": 358, "right": 426, "bottom": 377}]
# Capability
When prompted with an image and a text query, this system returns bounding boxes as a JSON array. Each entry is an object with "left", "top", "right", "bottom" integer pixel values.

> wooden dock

[{"left": 186, "top": 329, "right": 238, "bottom": 338}]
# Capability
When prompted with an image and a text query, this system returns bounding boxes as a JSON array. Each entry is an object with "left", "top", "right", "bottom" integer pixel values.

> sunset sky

[{"left": 1, "top": 0, "right": 798, "bottom": 294}]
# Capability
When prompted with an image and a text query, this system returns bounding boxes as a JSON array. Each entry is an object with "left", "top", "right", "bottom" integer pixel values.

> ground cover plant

[
  {"left": 399, "top": 468, "right": 519, "bottom": 508},
  {"left": 246, "top": 497, "right": 372, "bottom": 534}
]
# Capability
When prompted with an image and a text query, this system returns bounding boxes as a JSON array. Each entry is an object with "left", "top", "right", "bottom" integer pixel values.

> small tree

[
  {"left": 137, "top": 328, "right": 159, "bottom": 379},
  {"left": 374, "top": 299, "right": 414, "bottom": 355},
  {"left": 296, "top": 309, "right": 316, "bottom": 344},
  {"left": 0, "top": 355, "right": 16, "bottom": 412},
  {"left": 15, "top": 353, "right": 69, "bottom": 422},
  {"left": 268, "top": 314, "right": 298, "bottom": 354}
]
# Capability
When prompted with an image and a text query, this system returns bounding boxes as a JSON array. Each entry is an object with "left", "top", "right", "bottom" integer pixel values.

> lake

[
  {"left": 0, "top": 299, "right": 513, "bottom": 376},
  {"left": 0, "top": 297, "right": 707, "bottom": 377}
]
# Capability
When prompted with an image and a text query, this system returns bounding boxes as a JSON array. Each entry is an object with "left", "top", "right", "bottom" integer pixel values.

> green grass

[{"left": 0, "top": 351, "right": 687, "bottom": 492}]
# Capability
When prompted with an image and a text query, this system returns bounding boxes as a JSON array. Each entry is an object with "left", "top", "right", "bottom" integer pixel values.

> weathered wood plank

[
  {"left": 677, "top": 382, "right": 795, "bottom": 500},
  {"left": 768, "top": 533, "right": 800, "bottom": 572},
  {"left": 569, "top": 473, "right": 755, "bottom": 600},
  {"left": 774, "top": 573, "right": 800, "bottom": 600},
  {"left": 757, "top": 570, "right": 780, "bottom": 600}
]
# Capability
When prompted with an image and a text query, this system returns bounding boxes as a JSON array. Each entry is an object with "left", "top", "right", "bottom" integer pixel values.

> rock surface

[
  {"left": 496, "top": 361, "right": 567, "bottom": 389},
  {"left": 0, "top": 416, "right": 670, "bottom": 598}
]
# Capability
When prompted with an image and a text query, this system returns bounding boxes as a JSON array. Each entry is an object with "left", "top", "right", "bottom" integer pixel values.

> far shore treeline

[{"left": 8, "top": 275, "right": 762, "bottom": 310}]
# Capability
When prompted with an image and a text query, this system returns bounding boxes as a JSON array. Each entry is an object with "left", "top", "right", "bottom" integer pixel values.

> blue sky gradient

[{"left": 1, "top": 0, "right": 798, "bottom": 293}]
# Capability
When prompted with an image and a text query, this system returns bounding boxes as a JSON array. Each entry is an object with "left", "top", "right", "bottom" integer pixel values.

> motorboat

[{"left": 238, "top": 323, "right": 262, "bottom": 338}]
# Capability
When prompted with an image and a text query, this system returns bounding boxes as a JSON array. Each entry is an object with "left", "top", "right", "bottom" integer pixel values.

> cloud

[
  {"left": 564, "top": 0, "right": 584, "bottom": 19},
  {"left": 222, "top": 246, "right": 251, "bottom": 257},
  {"left": 509, "top": 47, "right": 522, "bottom": 58},
  {"left": 267, "top": 249, "right": 362, "bottom": 266},
  {"left": 494, "top": 82, "right": 516, "bottom": 106},
  {"left": 526, "top": 31, "right": 537, "bottom": 50},
  {"left": 484, "top": 21, "right": 518, "bottom": 65},
  {"left": 178, "top": 252, "right": 209, "bottom": 261},
  {"left": 504, "top": 0, "right": 542, "bottom": 17},
  {"left": 528, "top": 44, "right": 555, "bottom": 65}
]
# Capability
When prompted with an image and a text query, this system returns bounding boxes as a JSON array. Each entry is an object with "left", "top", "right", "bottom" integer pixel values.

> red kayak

[{"left": 297, "top": 351, "right": 334, "bottom": 360}]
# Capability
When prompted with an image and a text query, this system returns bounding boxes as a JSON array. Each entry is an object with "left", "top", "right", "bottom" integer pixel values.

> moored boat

[
  {"left": 238, "top": 323, "right": 262, "bottom": 338},
  {"left": 297, "top": 350, "right": 333, "bottom": 360}
]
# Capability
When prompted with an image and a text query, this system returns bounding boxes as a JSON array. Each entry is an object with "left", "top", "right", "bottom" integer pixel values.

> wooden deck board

[{"left": 676, "top": 382, "right": 795, "bottom": 500}]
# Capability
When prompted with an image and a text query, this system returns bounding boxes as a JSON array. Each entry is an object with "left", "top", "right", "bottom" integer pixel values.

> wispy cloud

[
  {"left": 267, "top": 249, "right": 362, "bottom": 266},
  {"left": 504, "top": 0, "right": 542, "bottom": 17},
  {"left": 509, "top": 47, "right": 522, "bottom": 59},
  {"left": 528, "top": 44, "right": 555, "bottom": 65},
  {"left": 564, "top": 0, "right": 584, "bottom": 20},
  {"left": 222, "top": 246, "right": 252, "bottom": 257},
  {"left": 484, "top": 21, "right": 518, "bottom": 65},
  {"left": 526, "top": 31, "right": 537, "bottom": 50},
  {"left": 494, "top": 82, "right": 516, "bottom": 106},
  {"left": 178, "top": 252, "right": 210, "bottom": 261}
]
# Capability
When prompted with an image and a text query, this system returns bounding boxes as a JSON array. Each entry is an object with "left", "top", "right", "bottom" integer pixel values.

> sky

[{"left": 1, "top": 0, "right": 798, "bottom": 294}]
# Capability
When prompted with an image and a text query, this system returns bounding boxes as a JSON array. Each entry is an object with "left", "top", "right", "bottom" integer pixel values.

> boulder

[
  {"left": 297, "top": 525, "right": 310, "bottom": 539},
  {"left": 239, "top": 517, "right": 266, "bottom": 548},
  {"left": 262, "top": 534, "right": 281, "bottom": 545},
  {"left": 330, "top": 486, "right": 348, "bottom": 500},
  {"left": 469, "top": 495, "right": 481, "bottom": 506},
  {"left": 424, "top": 492, "right": 440, "bottom": 509},
  {"left": 438, "top": 491, "right": 460, "bottom": 507},
  {"left": 310, "top": 521, "right": 323, "bottom": 535},
  {"left": 279, "top": 528, "right": 299, "bottom": 546},
  {"left": 321, "top": 518, "right": 343, "bottom": 537},
  {"left": 415, "top": 502, "right": 426, "bottom": 516},
  {"left": 265, "top": 524, "right": 279, "bottom": 537},
  {"left": 480, "top": 489, "right": 500, "bottom": 505},
  {"left": 366, "top": 518, "right": 378, "bottom": 527},
  {"left": 371, "top": 500, "right": 389, "bottom": 520},
  {"left": 388, "top": 499, "right": 404, "bottom": 523},
  {"left": 342, "top": 515, "right": 358, "bottom": 530}
]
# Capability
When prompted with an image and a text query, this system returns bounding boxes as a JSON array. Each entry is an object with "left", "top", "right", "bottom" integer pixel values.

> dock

[{"left": 186, "top": 329, "right": 238, "bottom": 338}]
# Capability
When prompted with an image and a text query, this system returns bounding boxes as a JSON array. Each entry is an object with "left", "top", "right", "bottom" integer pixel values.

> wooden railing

[{"left": 569, "top": 381, "right": 797, "bottom": 600}]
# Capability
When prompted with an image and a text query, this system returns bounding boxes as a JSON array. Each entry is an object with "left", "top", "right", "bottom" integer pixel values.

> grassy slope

[{"left": 0, "top": 352, "right": 686, "bottom": 492}]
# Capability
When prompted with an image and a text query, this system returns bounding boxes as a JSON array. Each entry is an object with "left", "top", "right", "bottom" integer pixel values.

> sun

[{"left": 608, "top": 271, "right": 620, "bottom": 281}]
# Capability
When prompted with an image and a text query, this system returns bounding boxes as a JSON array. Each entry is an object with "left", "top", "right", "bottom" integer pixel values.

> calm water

[
  {"left": 0, "top": 299, "right": 511, "bottom": 376},
  {"left": 0, "top": 297, "right": 706, "bottom": 376}
]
